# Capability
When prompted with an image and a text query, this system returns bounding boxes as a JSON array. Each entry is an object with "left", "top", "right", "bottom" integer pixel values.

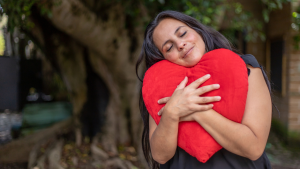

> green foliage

[
  {"left": 271, "top": 118, "right": 288, "bottom": 142},
  {"left": 292, "top": 6, "right": 300, "bottom": 49},
  {"left": 293, "top": 35, "right": 300, "bottom": 49},
  {"left": 0, "top": 0, "right": 290, "bottom": 45},
  {"left": 260, "top": 0, "right": 291, "bottom": 22},
  {"left": 225, "top": 3, "right": 265, "bottom": 42},
  {"left": 0, "top": 0, "right": 36, "bottom": 32},
  {"left": 184, "top": 0, "right": 224, "bottom": 28},
  {"left": 271, "top": 118, "right": 300, "bottom": 148},
  {"left": 142, "top": 0, "right": 285, "bottom": 43},
  {"left": 0, "top": 0, "right": 53, "bottom": 32}
]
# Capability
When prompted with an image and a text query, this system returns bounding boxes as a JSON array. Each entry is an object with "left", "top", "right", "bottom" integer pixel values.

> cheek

[
  {"left": 187, "top": 33, "right": 198, "bottom": 42},
  {"left": 195, "top": 37, "right": 206, "bottom": 53},
  {"left": 164, "top": 52, "right": 178, "bottom": 62},
  {"left": 200, "top": 40, "right": 206, "bottom": 53}
]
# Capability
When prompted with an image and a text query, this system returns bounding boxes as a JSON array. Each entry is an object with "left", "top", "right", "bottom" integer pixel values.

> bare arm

[
  {"left": 149, "top": 112, "right": 178, "bottom": 164},
  {"left": 149, "top": 75, "right": 221, "bottom": 164},
  {"left": 182, "top": 66, "right": 272, "bottom": 160}
]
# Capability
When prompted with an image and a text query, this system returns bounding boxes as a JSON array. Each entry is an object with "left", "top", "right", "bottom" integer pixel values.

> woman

[{"left": 136, "top": 10, "right": 272, "bottom": 169}]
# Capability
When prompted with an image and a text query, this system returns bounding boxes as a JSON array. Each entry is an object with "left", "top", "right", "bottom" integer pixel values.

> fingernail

[
  {"left": 206, "top": 74, "right": 211, "bottom": 78},
  {"left": 214, "top": 84, "right": 220, "bottom": 88},
  {"left": 217, "top": 96, "right": 221, "bottom": 100},
  {"left": 210, "top": 104, "right": 214, "bottom": 107},
  {"left": 158, "top": 112, "right": 160, "bottom": 116},
  {"left": 157, "top": 100, "right": 160, "bottom": 104}
]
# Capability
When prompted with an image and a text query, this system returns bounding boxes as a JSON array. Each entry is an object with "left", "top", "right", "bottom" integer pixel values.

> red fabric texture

[{"left": 142, "top": 49, "right": 248, "bottom": 163}]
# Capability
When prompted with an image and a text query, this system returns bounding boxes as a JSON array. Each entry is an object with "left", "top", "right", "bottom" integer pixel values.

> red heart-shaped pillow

[{"left": 142, "top": 49, "right": 248, "bottom": 163}]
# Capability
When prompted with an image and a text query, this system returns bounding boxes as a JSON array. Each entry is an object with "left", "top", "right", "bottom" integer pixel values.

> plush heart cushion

[{"left": 142, "top": 48, "right": 248, "bottom": 163}]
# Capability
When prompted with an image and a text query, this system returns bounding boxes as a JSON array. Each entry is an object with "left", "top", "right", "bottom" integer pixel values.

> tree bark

[
  {"left": 19, "top": 0, "right": 146, "bottom": 166},
  {"left": 25, "top": 10, "right": 89, "bottom": 146},
  {"left": 48, "top": 0, "right": 144, "bottom": 148},
  {"left": 54, "top": 36, "right": 87, "bottom": 146}
]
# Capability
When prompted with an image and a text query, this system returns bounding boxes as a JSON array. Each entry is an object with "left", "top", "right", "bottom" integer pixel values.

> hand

[{"left": 157, "top": 74, "right": 221, "bottom": 119}]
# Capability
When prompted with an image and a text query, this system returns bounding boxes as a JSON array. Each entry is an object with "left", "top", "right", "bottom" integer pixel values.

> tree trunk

[
  {"left": 49, "top": 0, "right": 145, "bottom": 149},
  {"left": 19, "top": 0, "right": 147, "bottom": 166}
]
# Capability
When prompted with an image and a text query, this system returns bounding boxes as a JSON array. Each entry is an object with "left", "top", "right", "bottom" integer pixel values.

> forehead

[{"left": 153, "top": 18, "right": 187, "bottom": 46}]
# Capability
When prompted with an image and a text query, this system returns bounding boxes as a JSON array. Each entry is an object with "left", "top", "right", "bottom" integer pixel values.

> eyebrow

[{"left": 161, "top": 26, "right": 186, "bottom": 51}]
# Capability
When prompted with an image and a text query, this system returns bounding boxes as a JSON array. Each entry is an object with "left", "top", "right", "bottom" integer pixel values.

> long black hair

[{"left": 136, "top": 10, "right": 272, "bottom": 169}]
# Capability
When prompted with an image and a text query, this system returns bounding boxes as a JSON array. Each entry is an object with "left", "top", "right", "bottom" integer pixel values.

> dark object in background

[
  {"left": 0, "top": 162, "right": 27, "bottom": 169},
  {"left": 270, "top": 40, "right": 284, "bottom": 93},
  {"left": 81, "top": 53, "right": 109, "bottom": 142},
  {"left": 0, "top": 57, "right": 19, "bottom": 111},
  {"left": 0, "top": 57, "right": 49, "bottom": 111},
  {"left": 21, "top": 102, "right": 72, "bottom": 136},
  {"left": 19, "top": 59, "right": 43, "bottom": 110}
]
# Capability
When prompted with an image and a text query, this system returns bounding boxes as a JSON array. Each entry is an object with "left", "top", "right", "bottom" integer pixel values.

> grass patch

[{"left": 271, "top": 119, "right": 300, "bottom": 150}]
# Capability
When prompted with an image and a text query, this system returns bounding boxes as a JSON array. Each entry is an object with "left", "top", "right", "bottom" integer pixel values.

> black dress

[{"left": 160, "top": 54, "right": 272, "bottom": 169}]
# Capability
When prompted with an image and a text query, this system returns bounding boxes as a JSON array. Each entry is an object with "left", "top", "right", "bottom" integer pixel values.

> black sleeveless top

[{"left": 160, "top": 54, "right": 272, "bottom": 169}]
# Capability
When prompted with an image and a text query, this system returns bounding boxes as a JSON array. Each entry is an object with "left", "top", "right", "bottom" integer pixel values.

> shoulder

[
  {"left": 239, "top": 54, "right": 260, "bottom": 68},
  {"left": 239, "top": 54, "right": 262, "bottom": 76},
  {"left": 246, "top": 62, "right": 270, "bottom": 98},
  {"left": 239, "top": 53, "right": 271, "bottom": 93}
]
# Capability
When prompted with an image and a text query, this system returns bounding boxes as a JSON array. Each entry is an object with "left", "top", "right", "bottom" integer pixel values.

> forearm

[
  {"left": 195, "top": 109, "right": 267, "bottom": 160},
  {"left": 150, "top": 113, "right": 179, "bottom": 164}
]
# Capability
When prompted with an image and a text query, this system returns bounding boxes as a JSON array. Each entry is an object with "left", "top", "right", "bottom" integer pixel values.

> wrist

[
  {"left": 194, "top": 109, "right": 212, "bottom": 124},
  {"left": 163, "top": 107, "right": 180, "bottom": 122}
]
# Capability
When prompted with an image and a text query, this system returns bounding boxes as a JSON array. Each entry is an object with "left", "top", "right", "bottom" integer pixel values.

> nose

[{"left": 178, "top": 41, "right": 186, "bottom": 51}]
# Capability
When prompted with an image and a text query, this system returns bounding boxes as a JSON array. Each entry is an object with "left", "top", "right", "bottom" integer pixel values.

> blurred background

[{"left": 0, "top": 0, "right": 300, "bottom": 168}]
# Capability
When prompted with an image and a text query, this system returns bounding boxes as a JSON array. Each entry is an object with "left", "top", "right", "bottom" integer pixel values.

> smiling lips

[{"left": 183, "top": 47, "right": 194, "bottom": 58}]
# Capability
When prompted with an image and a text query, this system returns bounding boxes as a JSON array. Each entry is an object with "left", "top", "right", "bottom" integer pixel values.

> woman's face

[{"left": 153, "top": 18, "right": 206, "bottom": 67}]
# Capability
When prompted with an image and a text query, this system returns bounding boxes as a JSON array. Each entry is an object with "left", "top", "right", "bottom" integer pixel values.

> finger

[
  {"left": 187, "top": 74, "right": 211, "bottom": 89},
  {"left": 195, "top": 84, "right": 220, "bottom": 96},
  {"left": 192, "top": 104, "right": 214, "bottom": 112},
  {"left": 158, "top": 107, "right": 164, "bottom": 116},
  {"left": 176, "top": 76, "right": 188, "bottom": 90},
  {"left": 195, "top": 96, "right": 221, "bottom": 104},
  {"left": 182, "top": 104, "right": 213, "bottom": 114},
  {"left": 158, "top": 97, "right": 170, "bottom": 104}
]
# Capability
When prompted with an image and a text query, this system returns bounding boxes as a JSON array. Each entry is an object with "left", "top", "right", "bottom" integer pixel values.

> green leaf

[
  {"left": 263, "top": 9, "right": 269, "bottom": 22},
  {"left": 275, "top": 0, "right": 283, "bottom": 9},
  {"left": 293, "top": 12, "right": 298, "bottom": 18},
  {"left": 235, "top": 6, "right": 242, "bottom": 14},
  {"left": 259, "top": 32, "right": 266, "bottom": 41},
  {"left": 207, "top": 8, "right": 213, "bottom": 14},
  {"left": 269, "top": 2, "right": 277, "bottom": 10},
  {"left": 203, "top": 16, "right": 211, "bottom": 24}
]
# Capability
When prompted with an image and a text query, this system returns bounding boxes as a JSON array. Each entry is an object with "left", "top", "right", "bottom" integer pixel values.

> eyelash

[
  {"left": 180, "top": 31, "right": 187, "bottom": 37},
  {"left": 167, "top": 45, "right": 173, "bottom": 52},
  {"left": 166, "top": 31, "right": 187, "bottom": 52}
]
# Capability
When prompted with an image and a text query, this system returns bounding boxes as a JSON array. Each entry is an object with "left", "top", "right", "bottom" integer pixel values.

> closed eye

[
  {"left": 180, "top": 31, "right": 187, "bottom": 37},
  {"left": 167, "top": 44, "right": 173, "bottom": 52}
]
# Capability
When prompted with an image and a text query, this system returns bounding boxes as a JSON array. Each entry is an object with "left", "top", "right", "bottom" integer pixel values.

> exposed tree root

[{"left": 0, "top": 118, "right": 72, "bottom": 163}]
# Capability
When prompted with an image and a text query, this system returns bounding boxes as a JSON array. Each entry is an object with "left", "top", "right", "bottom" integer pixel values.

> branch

[{"left": 48, "top": 0, "right": 124, "bottom": 60}]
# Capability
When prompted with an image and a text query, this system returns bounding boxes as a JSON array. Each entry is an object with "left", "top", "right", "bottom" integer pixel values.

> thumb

[{"left": 176, "top": 76, "right": 188, "bottom": 90}]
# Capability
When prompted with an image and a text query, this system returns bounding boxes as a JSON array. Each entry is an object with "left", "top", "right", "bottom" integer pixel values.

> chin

[
  {"left": 186, "top": 58, "right": 201, "bottom": 67},
  {"left": 184, "top": 62, "right": 198, "bottom": 67}
]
